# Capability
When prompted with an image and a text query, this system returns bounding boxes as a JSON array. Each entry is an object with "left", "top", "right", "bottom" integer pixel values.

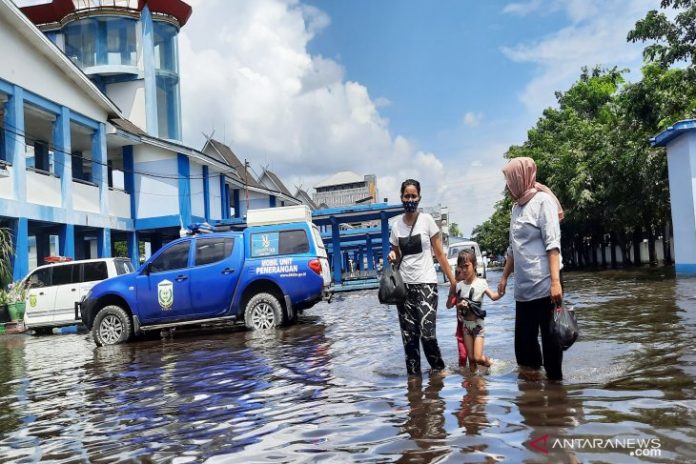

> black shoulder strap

[{"left": 407, "top": 213, "right": 419, "bottom": 239}]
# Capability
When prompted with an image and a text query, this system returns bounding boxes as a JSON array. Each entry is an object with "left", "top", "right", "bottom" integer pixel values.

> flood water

[{"left": 1, "top": 269, "right": 695, "bottom": 463}]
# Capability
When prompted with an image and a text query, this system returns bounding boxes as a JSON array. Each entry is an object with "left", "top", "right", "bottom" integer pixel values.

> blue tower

[{"left": 21, "top": 0, "right": 192, "bottom": 142}]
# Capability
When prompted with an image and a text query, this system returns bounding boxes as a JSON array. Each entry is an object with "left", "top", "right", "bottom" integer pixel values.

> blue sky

[{"left": 18, "top": 0, "right": 656, "bottom": 235}]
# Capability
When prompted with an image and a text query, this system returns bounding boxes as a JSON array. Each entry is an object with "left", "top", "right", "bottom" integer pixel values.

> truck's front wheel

[
  {"left": 244, "top": 293, "right": 283, "bottom": 330},
  {"left": 93, "top": 305, "right": 133, "bottom": 346}
]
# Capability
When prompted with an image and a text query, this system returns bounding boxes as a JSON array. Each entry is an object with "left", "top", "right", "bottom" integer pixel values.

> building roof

[
  {"left": 261, "top": 168, "right": 294, "bottom": 197},
  {"left": 20, "top": 0, "right": 193, "bottom": 28},
  {"left": 294, "top": 188, "right": 319, "bottom": 209},
  {"left": 1, "top": 0, "right": 122, "bottom": 117},
  {"left": 109, "top": 117, "right": 147, "bottom": 136},
  {"left": 315, "top": 171, "right": 364, "bottom": 189},
  {"left": 651, "top": 119, "right": 696, "bottom": 147},
  {"left": 203, "top": 138, "right": 263, "bottom": 188}
]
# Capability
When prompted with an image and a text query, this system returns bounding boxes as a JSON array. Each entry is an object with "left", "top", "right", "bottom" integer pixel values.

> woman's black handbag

[
  {"left": 550, "top": 304, "right": 578, "bottom": 351},
  {"left": 378, "top": 262, "right": 407, "bottom": 305},
  {"left": 460, "top": 287, "right": 486, "bottom": 319}
]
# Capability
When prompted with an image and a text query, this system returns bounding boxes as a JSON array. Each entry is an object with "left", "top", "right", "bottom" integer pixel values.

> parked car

[
  {"left": 23, "top": 258, "right": 135, "bottom": 334},
  {"left": 446, "top": 240, "right": 486, "bottom": 279},
  {"left": 80, "top": 215, "right": 332, "bottom": 346}
]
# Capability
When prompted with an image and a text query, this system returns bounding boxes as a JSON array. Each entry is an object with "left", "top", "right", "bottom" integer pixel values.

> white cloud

[
  {"left": 179, "top": 0, "right": 476, "bottom": 224},
  {"left": 501, "top": 0, "right": 653, "bottom": 114},
  {"left": 462, "top": 112, "right": 482, "bottom": 127},
  {"left": 502, "top": 0, "right": 543, "bottom": 16}
]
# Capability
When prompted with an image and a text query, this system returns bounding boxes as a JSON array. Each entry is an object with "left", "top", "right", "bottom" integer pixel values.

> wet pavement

[{"left": 0, "top": 269, "right": 695, "bottom": 463}]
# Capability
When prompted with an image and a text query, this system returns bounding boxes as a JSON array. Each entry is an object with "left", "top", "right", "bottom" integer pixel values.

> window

[
  {"left": 251, "top": 230, "right": 309, "bottom": 257},
  {"left": 195, "top": 237, "right": 234, "bottom": 266},
  {"left": 52, "top": 264, "right": 78, "bottom": 286},
  {"left": 114, "top": 260, "right": 135, "bottom": 275},
  {"left": 149, "top": 242, "right": 190, "bottom": 273},
  {"left": 83, "top": 262, "right": 108, "bottom": 282},
  {"left": 27, "top": 268, "right": 51, "bottom": 288}
]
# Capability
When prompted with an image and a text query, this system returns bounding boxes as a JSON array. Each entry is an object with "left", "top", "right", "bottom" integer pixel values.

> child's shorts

[{"left": 462, "top": 318, "right": 485, "bottom": 337}]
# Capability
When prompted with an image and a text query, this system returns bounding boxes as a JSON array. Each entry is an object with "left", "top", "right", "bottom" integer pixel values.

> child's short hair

[{"left": 456, "top": 248, "right": 477, "bottom": 268}]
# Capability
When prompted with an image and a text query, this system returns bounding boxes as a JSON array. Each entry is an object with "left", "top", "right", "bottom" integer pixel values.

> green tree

[
  {"left": 448, "top": 222, "right": 461, "bottom": 238},
  {"left": 0, "top": 227, "right": 13, "bottom": 287},
  {"left": 628, "top": 0, "right": 696, "bottom": 68}
]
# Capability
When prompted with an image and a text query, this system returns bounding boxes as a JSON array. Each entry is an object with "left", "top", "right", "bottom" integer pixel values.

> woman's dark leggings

[
  {"left": 397, "top": 283, "right": 445, "bottom": 376},
  {"left": 515, "top": 297, "right": 563, "bottom": 380}
]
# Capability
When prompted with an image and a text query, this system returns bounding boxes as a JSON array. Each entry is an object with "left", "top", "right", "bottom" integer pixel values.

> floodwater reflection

[{"left": 0, "top": 269, "right": 695, "bottom": 462}]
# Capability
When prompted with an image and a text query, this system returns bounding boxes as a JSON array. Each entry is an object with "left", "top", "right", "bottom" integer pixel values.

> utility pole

[{"left": 244, "top": 159, "right": 250, "bottom": 212}]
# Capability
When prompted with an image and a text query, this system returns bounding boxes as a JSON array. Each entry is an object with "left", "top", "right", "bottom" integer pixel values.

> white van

[
  {"left": 23, "top": 258, "right": 135, "bottom": 334},
  {"left": 447, "top": 240, "right": 486, "bottom": 278}
]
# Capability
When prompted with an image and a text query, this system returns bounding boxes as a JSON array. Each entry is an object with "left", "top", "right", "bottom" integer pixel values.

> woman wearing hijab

[{"left": 497, "top": 157, "right": 565, "bottom": 380}]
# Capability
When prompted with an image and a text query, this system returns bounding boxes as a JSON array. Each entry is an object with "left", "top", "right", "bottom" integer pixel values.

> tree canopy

[{"left": 473, "top": 59, "right": 696, "bottom": 261}]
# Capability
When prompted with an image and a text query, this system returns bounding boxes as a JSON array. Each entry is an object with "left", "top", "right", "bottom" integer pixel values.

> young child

[{"left": 446, "top": 249, "right": 501, "bottom": 372}]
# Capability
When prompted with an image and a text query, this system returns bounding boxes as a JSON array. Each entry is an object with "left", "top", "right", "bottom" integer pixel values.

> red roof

[{"left": 21, "top": 0, "right": 192, "bottom": 27}]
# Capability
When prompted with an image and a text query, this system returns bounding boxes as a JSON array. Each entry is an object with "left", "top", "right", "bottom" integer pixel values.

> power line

[{"left": 0, "top": 122, "right": 241, "bottom": 181}]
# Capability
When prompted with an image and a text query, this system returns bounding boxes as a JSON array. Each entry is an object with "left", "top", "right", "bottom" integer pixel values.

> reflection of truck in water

[
  {"left": 80, "top": 206, "right": 332, "bottom": 346},
  {"left": 439, "top": 240, "right": 486, "bottom": 281}
]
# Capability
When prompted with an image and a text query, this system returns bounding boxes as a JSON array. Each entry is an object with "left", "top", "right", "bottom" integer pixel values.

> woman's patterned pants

[{"left": 396, "top": 283, "right": 445, "bottom": 375}]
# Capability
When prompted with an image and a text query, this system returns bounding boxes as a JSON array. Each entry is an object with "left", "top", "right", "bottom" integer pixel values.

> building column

[
  {"left": 97, "top": 228, "right": 111, "bottom": 258},
  {"left": 141, "top": 6, "right": 158, "bottom": 136},
  {"left": 59, "top": 224, "right": 75, "bottom": 259},
  {"left": 11, "top": 217, "right": 28, "bottom": 281},
  {"left": 219, "top": 176, "right": 227, "bottom": 219},
  {"left": 123, "top": 145, "right": 136, "bottom": 219},
  {"left": 36, "top": 233, "right": 51, "bottom": 264},
  {"left": 177, "top": 153, "right": 192, "bottom": 227},
  {"left": 93, "top": 122, "right": 109, "bottom": 215},
  {"left": 224, "top": 184, "right": 231, "bottom": 218},
  {"left": 366, "top": 235, "right": 375, "bottom": 271},
  {"left": 151, "top": 235, "right": 163, "bottom": 254},
  {"left": 233, "top": 189, "right": 240, "bottom": 218},
  {"left": 202, "top": 165, "right": 210, "bottom": 221},
  {"left": 7, "top": 86, "right": 26, "bottom": 202},
  {"left": 54, "top": 106, "right": 72, "bottom": 209},
  {"left": 380, "top": 212, "right": 390, "bottom": 265},
  {"left": 331, "top": 218, "right": 342, "bottom": 284},
  {"left": 127, "top": 231, "right": 140, "bottom": 267}
]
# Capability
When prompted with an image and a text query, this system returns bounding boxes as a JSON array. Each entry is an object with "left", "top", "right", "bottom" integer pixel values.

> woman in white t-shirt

[{"left": 388, "top": 179, "right": 457, "bottom": 376}]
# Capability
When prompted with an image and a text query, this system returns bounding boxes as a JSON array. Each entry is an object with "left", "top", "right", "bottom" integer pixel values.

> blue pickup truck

[{"left": 80, "top": 219, "right": 331, "bottom": 346}]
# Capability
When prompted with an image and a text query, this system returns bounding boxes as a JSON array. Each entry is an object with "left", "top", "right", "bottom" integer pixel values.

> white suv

[
  {"left": 447, "top": 240, "right": 486, "bottom": 278},
  {"left": 23, "top": 258, "right": 135, "bottom": 334}
]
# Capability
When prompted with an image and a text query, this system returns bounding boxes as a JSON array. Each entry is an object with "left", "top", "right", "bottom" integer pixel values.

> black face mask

[{"left": 402, "top": 200, "right": 419, "bottom": 212}]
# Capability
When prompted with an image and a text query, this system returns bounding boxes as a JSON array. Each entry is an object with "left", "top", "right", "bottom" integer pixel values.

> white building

[
  {"left": 313, "top": 171, "right": 378, "bottom": 208},
  {"left": 0, "top": 0, "right": 298, "bottom": 280}
]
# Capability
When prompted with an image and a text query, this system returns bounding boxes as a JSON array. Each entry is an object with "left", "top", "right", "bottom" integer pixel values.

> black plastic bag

[
  {"left": 460, "top": 287, "right": 486, "bottom": 319},
  {"left": 550, "top": 304, "right": 578, "bottom": 351},
  {"left": 378, "top": 262, "right": 407, "bottom": 305}
]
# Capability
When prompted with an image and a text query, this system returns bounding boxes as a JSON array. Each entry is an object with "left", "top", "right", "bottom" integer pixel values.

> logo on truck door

[{"left": 158, "top": 279, "right": 174, "bottom": 310}]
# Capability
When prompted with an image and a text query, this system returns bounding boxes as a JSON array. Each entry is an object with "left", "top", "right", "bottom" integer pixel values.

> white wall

[
  {"left": 133, "top": 145, "right": 178, "bottom": 218},
  {"left": 666, "top": 134, "right": 696, "bottom": 267},
  {"left": 190, "top": 162, "right": 205, "bottom": 218},
  {"left": 209, "top": 173, "right": 222, "bottom": 220},
  {"left": 0, "top": 165, "right": 13, "bottom": 199},
  {"left": 72, "top": 181, "right": 100, "bottom": 213},
  {"left": 108, "top": 189, "right": 131, "bottom": 218},
  {"left": 26, "top": 170, "right": 60, "bottom": 207},
  {"left": 0, "top": 14, "right": 108, "bottom": 122},
  {"left": 106, "top": 80, "right": 147, "bottom": 132}
]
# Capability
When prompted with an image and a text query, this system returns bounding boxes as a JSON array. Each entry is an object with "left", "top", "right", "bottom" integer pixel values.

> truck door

[
  {"left": 188, "top": 236, "right": 241, "bottom": 318},
  {"left": 135, "top": 241, "right": 192, "bottom": 323},
  {"left": 50, "top": 263, "right": 82, "bottom": 325},
  {"left": 24, "top": 267, "right": 57, "bottom": 327}
]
